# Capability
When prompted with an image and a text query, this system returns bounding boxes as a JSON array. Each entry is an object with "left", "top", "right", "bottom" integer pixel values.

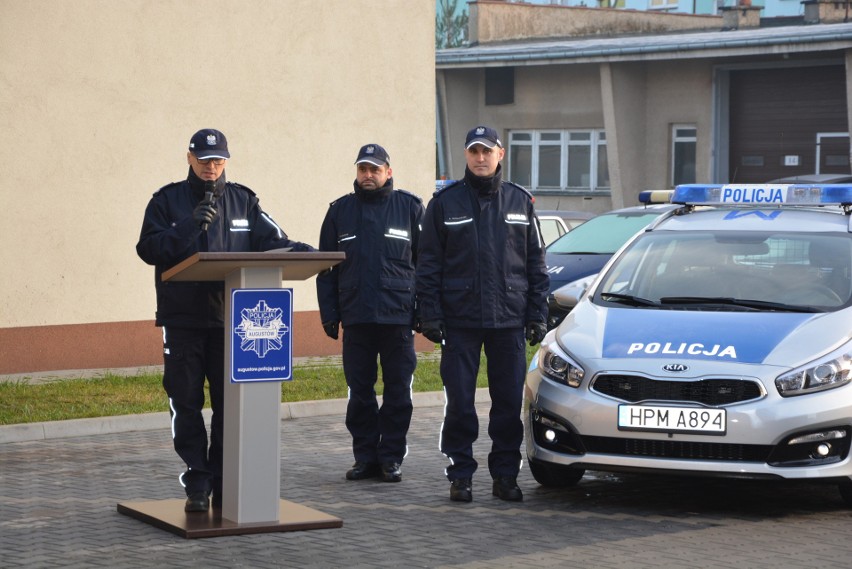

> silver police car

[{"left": 525, "top": 183, "right": 852, "bottom": 505}]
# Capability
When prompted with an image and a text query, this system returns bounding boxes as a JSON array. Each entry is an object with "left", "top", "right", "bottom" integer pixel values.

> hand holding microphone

[{"left": 194, "top": 181, "right": 218, "bottom": 231}]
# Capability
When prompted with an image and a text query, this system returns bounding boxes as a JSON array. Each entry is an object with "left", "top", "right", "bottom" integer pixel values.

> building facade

[
  {"left": 439, "top": 0, "right": 813, "bottom": 24},
  {"left": 436, "top": 1, "right": 852, "bottom": 213}
]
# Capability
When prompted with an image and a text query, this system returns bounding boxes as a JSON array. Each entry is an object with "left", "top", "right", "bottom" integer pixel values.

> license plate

[{"left": 617, "top": 405, "right": 726, "bottom": 435}]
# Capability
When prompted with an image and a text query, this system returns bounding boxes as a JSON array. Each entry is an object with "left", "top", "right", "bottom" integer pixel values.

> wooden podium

[{"left": 118, "top": 251, "right": 345, "bottom": 538}]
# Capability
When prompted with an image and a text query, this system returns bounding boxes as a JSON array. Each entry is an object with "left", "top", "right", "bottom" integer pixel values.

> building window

[
  {"left": 485, "top": 67, "right": 514, "bottom": 106},
  {"left": 672, "top": 125, "right": 696, "bottom": 187},
  {"left": 648, "top": 0, "right": 678, "bottom": 10},
  {"left": 508, "top": 129, "right": 609, "bottom": 193}
]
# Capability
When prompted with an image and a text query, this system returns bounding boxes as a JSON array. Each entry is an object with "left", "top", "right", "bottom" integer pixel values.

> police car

[{"left": 525, "top": 183, "right": 852, "bottom": 505}]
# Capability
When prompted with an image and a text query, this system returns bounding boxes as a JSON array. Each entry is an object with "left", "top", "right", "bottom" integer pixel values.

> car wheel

[
  {"left": 838, "top": 478, "right": 852, "bottom": 507},
  {"left": 528, "top": 458, "right": 585, "bottom": 487}
]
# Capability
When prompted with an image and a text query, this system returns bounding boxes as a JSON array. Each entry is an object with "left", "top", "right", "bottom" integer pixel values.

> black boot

[
  {"left": 346, "top": 462, "right": 381, "bottom": 480},
  {"left": 450, "top": 478, "right": 472, "bottom": 502},
  {"left": 492, "top": 477, "right": 523, "bottom": 502},
  {"left": 184, "top": 491, "right": 210, "bottom": 512}
]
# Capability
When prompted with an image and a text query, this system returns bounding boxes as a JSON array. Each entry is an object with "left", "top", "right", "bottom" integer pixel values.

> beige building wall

[{"left": 0, "top": 0, "right": 436, "bottom": 374}]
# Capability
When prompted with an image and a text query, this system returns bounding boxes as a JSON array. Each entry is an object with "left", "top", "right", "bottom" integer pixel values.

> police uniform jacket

[
  {"left": 316, "top": 179, "right": 424, "bottom": 327},
  {"left": 416, "top": 166, "right": 549, "bottom": 329},
  {"left": 136, "top": 169, "right": 312, "bottom": 328}
]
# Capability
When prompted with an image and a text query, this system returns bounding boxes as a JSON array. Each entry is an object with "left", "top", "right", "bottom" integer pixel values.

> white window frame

[
  {"left": 648, "top": 0, "right": 678, "bottom": 10},
  {"left": 508, "top": 128, "right": 609, "bottom": 194},
  {"left": 815, "top": 132, "right": 850, "bottom": 174},
  {"left": 671, "top": 124, "right": 697, "bottom": 188}
]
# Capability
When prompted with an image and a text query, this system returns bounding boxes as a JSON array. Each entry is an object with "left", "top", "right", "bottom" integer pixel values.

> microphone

[{"left": 201, "top": 180, "right": 216, "bottom": 231}]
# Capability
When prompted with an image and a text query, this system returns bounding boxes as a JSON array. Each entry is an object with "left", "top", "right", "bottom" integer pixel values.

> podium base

[{"left": 117, "top": 499, "right": 342, "bottom": 539}]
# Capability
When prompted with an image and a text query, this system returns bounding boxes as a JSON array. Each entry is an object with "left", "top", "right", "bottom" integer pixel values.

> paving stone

[{"left": 3, "top": 403, "right": 852, "bottom": 568}]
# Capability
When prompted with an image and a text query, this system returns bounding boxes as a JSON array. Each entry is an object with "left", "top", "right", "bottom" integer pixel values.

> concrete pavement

[{"left": 3, "top": 391, "right": 852, "bottom": 568}]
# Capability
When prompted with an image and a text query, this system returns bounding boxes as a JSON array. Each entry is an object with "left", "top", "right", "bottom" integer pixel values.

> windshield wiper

[
  {"left": 659, "top": 296, "right": 822, "bottom": 313},
  {"left": 599, "top": 292, "right": 661, "bottom": 307}
]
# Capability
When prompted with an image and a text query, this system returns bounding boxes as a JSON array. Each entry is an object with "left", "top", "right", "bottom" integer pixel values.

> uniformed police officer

[
  {"left": 316, "top": 144, "right": 425, "bottom": 483},
  {"left": 416, "top": 126, "right": 549, "bottom": 502},
  {"left": 136, "top": 129, "right": 314, "bottom": 512}
]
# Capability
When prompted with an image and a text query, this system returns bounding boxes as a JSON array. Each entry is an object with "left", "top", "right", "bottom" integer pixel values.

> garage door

[{"left": 729, "top": 65, "right": 848, "bottom": 183}]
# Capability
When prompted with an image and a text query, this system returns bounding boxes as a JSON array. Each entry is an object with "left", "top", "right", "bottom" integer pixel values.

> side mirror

[{"left": 553, "top": 275, "right": 596, "bottom": 310}]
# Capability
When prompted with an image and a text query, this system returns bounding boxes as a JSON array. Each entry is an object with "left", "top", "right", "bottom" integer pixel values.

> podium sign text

[{"left": 231, "top": 288, "right": 293, "bottom": 383}]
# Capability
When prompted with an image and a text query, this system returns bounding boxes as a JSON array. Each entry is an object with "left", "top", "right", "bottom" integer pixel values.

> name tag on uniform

[
  {"left": 385, "top": 228, "right": 410, "bottom": 241},
  {"left": 505, "top": 213, "right": 529, "bottom": 225},
  {"left": 230, "top": 219, "right": 250, "bottom": 232}
]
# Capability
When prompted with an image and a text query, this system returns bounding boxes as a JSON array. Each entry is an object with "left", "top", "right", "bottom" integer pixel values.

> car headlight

[
  {"left": 540, "top": 343, "right": 585, "bottom": 388},
  {"left": 776, "top": 343, "right": 852, "bottom": 397}
]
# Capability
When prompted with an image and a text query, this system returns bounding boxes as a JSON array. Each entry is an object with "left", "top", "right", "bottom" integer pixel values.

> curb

[{"left": 0, "top": 388, "right": 491, "bottom": 444}]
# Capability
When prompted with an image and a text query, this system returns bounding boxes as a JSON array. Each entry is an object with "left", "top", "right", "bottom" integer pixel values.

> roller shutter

[{"left": 729, "top": 65, "right": 848, "bottom": 182}]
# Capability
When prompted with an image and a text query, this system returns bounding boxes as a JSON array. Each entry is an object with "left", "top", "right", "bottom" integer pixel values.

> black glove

[
  {"left": 420, "top": 320, "right": 445, "bottom": 344},
  {"left": 193, "top": 201, "right": 217, "bottom": 230},
  {"left": 291, "top": 242, "right": 317, "bottom": 252},
  {"left": 526, "top": 321, "right": 547, "bottom": 346},
  {"left": 322, "top": 320, "right": 339, "bottom": 340}
]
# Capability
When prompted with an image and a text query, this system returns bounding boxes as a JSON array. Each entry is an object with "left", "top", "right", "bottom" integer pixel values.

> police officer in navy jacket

[
  {"left": 416, "top": 126, "right": 549, "bottom": 502},
  {"left": 137, "top": 129, "right": 313, "bottom": 512},
  {"left": 316, "top": 144, "right": 425, "bottom": 483}
]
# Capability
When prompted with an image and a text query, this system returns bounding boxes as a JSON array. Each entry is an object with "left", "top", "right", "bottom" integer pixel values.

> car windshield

[
  {"left": 546, "top": 210, "right": 666, "bottom": 255},
  {"left": 596, "top": 231, "right": 852, "bottom": 311}
]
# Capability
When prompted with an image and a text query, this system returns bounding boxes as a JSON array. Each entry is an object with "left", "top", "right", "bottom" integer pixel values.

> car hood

[
  {"left": 545, "top": 253, "right": 611, "bottom": 293},
  {"left": 557, "top": 301, "right": 850, "bottom": 366}
]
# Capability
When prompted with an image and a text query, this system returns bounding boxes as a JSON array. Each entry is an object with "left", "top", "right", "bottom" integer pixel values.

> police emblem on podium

[{"left": 231, "top": 289, "right": 292, "bottom": 383}]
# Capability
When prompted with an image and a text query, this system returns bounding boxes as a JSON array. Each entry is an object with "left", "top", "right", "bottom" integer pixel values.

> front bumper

[{"left": 524, "top": 368, "right": 852, "bottom": 481}]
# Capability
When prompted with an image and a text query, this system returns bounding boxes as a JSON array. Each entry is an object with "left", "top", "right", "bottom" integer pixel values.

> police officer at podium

[
  {"left": 316, "top": 143, "right": 424, "bottom": 483},
  {"left": 136, "top": 128, "right": 314, "bottom": 512}
]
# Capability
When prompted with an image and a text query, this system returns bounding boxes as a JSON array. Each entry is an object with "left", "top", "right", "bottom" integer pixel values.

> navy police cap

[
  {"left": 189, "top": 128, "right": 230, "bottom": 159},
  {"left": 355, "top": 143, "right": 390, "bottom": 167},
  {"left": 465, "top": 125, "right": 502, "bottom": 150}
]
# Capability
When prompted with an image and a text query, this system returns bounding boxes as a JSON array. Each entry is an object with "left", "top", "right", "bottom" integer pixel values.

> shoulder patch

[
  {"left": 228, "top": 182, "right": 256, "bottom": 197},
  {"left": 395, "top": 188, "right": 423, "bottom": 203},
  {"left": 329, "top": 192, "right": 355, "bottom": 207},
  {"left": 505, "top": 181, "right": 534, "bottom": 201},
  {"left": 152, "top": 180, "right": 184, "bottom": 197}
]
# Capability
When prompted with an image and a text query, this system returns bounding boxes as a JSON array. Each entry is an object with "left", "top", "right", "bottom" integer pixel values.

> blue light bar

[
  {"left": 637, "top": 189, "right": 674, "bottom": 204},
  {"left": 672, "top": 184, "right": 852, "bottom": 206}
]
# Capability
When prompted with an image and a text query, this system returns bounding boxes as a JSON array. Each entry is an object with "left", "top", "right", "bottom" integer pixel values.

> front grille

[
  {"left": 592, "top": 374, "right": 763, "bottom": 405},
  {"left": 582, "top": 435, "right": 772, "bottom": 462}
]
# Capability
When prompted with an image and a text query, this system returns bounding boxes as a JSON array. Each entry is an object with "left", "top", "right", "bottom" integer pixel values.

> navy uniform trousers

[
  {"left": 342, "top": 323, "right": 416, "bottom": 466},
  {"left": 440, "top": 326, "right": 527, "bottom": 481},
  {"left": 162, "top": 326, "right": 225, "bottom": 497}
]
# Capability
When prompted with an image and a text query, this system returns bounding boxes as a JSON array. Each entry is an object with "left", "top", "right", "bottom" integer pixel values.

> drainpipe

[{"left": 435, "top": 69, "right": 452, "bottom": 179}]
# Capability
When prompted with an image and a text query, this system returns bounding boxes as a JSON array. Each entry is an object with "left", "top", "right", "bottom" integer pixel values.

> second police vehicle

[{"left": 525, "top": 183, "right": 852, "bottom": 505}]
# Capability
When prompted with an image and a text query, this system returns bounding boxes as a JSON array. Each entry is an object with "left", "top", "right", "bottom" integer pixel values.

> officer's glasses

[{"left": 194, "top": 156, "right": 226, "bottom": 165}]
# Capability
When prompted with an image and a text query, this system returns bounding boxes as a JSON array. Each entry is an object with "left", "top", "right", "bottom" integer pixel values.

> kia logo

[{"left": 662, "top": 363, "right": 688, "bottom": 373}]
